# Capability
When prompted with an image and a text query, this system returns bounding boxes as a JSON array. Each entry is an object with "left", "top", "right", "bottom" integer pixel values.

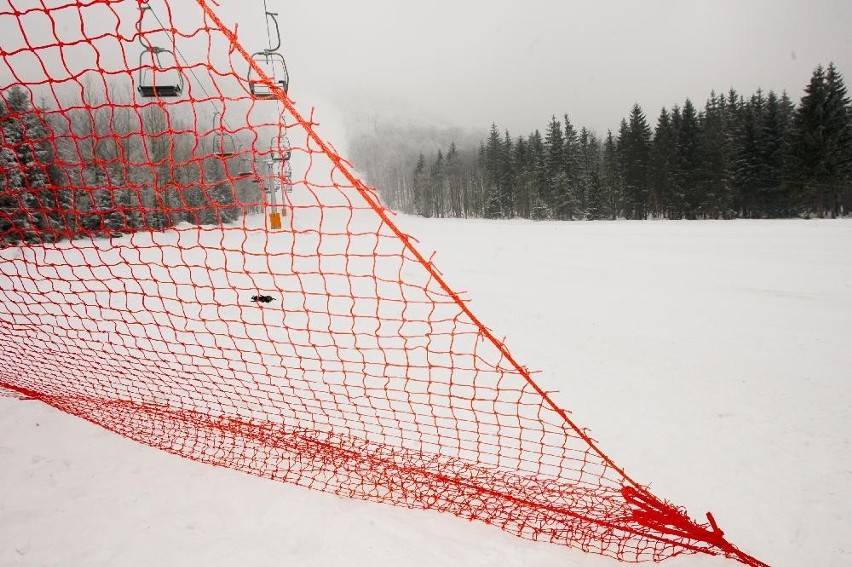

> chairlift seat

[
  {"left": 138, "top": 84, "right": 182, "bottom": 98},
  {"left": 250, "top": 82, "right": 285, "bottom": 99},
  {"left": 249, "top": 82, "right": 287, "bottom": 100},
  {"left": 270, "top": 133, "right": 292, "bottom": 163},
  {"left": 137, "top": 46, "right": 185, "bottom": 99}
]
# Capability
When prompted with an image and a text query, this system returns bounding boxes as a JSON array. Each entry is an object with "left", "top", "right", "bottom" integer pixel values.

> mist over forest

[{"left": 348, "top": 63, "right": 852, "bottom": 220}]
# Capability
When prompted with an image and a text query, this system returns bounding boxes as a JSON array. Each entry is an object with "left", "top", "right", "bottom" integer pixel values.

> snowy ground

[{"left": 2, "top": 216, "right": 850, "bottom": 567}]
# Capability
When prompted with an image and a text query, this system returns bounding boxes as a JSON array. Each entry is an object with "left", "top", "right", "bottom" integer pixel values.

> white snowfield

[
  {"left": 3, "top": 0, "right": 846, "bottom": 563},
  {"left": 1, "top": 215, "right": 850, "bottom": 567}
]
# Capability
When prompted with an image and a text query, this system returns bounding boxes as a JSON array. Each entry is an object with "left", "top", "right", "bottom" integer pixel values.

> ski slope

[{"left": 2, "top": 216, "right": 851, "bottom": 567}]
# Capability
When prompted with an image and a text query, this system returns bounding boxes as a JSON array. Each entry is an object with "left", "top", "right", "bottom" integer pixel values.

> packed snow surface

[{"left": 2, "top": 216, "right": 850, "bottom": 567}]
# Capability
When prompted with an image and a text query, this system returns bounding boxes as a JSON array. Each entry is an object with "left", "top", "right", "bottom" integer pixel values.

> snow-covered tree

[
  {"left": 789, "top": 63, "right": 852, "bottom": 217},
  {"left": 698, "top": 91, "right": 733, "bottom": 218},
  {"left": 650, "top": 109, "right": 677, "bottom": 218},
  {"left": 619, "top": 104, "right": 652, "bottom": 219},
  {"left": 412, "top": 153, "right": 430, "bottom": 217},
  {"left": 600, "top": 130, "right": 623, "bottom": 219},
  {"left": 677, "top": 99, "right": 702, "bottom": 218},
  {"left": 0, "top": 86, "right": 68, "bottom": 246}
]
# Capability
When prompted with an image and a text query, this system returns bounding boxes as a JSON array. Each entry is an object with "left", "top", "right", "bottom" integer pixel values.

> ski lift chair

[
  {"left": 213, "top": 131, "right": 238, "bottom": 157},
  {"left": 283, "top": 163, "right": 293, "bottom": 193},
  {"left": 269, "top": 133, "right": 292, "bottom": 162},
  {"left": 248, "top": 51, "right": 289, "bottom": 99},
  {"left": 137, "top": 47, "right": 185, "bottom": 98},
  {"left": 236, "top": 156, "right": 255, "bottom": 179}
]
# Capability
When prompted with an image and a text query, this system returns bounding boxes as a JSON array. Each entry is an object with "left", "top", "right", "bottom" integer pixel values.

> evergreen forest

[
  {"left": 352, "top": 63, "right": 852, "bottom": 220},
  {"left": 0, "top": 82, "right": 260, "bottom": 247}
]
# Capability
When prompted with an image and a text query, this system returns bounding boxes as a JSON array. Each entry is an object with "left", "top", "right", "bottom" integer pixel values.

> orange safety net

[{"left": 0, "top": 1, "right": 766, "bottom": 565}]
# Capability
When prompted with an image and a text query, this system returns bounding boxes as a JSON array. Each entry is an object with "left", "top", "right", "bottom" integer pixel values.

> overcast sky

[
  {"left": 210, "top": 0, "right": 852, "bottom": 137},
  {"left": 4, "top": 0, "right": 852, "bottom": 140}
]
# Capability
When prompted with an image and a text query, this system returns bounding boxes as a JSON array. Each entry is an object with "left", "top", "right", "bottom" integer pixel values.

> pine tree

[
  {"left": 445, "top": 142, "right": 463, "bottom": 218},
  {"left": 677, "top": 99, "right": 702, "bottom": 218},
  {"left": 619, "top": 104, "right": 652, "bottom": 219},
  {"left": 698, "top": 92, "right": 733, "bottom": 218},
  {"left": 512, "top": 136, "right": 531, "bottom": 218},
  {"left": 732, "top": 90, "right": 767, "bottom": 217},
  {"left": 788, "top": 65, "right": 827, "bottom": 214},
  {"left": 824, "top": 63, "right": 852, "bottom": 216},
  {"left": 650, "top": 108, "right": 677, "bottom": 218},
  {"left": 527, "top": 130, "right": 550, "bottom": 220},
  {"left": 578, "top": 129, "right": 604, "bottom": 220},
  {"left": 412, "top": 153, "right": 431, "bottom": 217},
  {"left": 543, "top": 116, "right": 565, "bottom": 216},
  {"left": 600, "top": 130, "right": 622, "bottom": 219},
  {"left": 430, "top": 149, "right": 445, "bottom": 217},
  {"left": 562, "top": 114, "right": 581, "bottom": 218},
  {"left": 789, "top": 63, "right": 852, "bottom": 216},
  {"left": 759, "top": 91, "right": 794, "bottom": 216},
  {"left": 482, "top": 124, "right": 504, "bottom": 219},
  {"left": 499, "top": 130, "right": 515, "bottom": 216}
]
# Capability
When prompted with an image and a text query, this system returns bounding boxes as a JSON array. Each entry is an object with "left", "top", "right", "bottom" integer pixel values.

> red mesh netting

[{"left": 0, "top": 1, "right": 765, "bottom": 565}]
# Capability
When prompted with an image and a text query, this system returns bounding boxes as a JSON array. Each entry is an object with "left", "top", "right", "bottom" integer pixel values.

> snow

[
  {"left": 4, "top": 0, "right": 846, "bottom": 562},
  {"left": 1, "top": 215, "right": 850, "bottom": 566}
]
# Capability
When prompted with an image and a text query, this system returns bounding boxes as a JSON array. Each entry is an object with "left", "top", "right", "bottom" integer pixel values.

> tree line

[
  {"left": 369, "top": 63, "right": 851, "bottom": 220},
  {"left": 1, "top": 81, "right": 262, "bottom": 247}
]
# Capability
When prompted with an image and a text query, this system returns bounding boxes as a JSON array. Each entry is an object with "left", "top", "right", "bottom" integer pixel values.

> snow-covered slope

[{"left": 2, "top": 217, "right": 850, "bottom": 567}]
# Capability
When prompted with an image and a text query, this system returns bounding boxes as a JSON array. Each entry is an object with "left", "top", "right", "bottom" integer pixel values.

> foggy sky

[
  {"left": 3, "top": 0, "right": 852, "bottom": 140},
  {"left": 223, "top": 0, "right": 852, "bottom": 137}
]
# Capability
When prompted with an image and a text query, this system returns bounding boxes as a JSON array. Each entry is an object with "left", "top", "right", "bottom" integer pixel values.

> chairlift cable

[
  {"left": 262, "top": 0, "right": 274, "bottom": 53},
  {"left": 258, "top": 0, "right": 288, "bottom": 195},
  {"left": 144, "top": 3, "right": 250, "bottom": 154}
]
